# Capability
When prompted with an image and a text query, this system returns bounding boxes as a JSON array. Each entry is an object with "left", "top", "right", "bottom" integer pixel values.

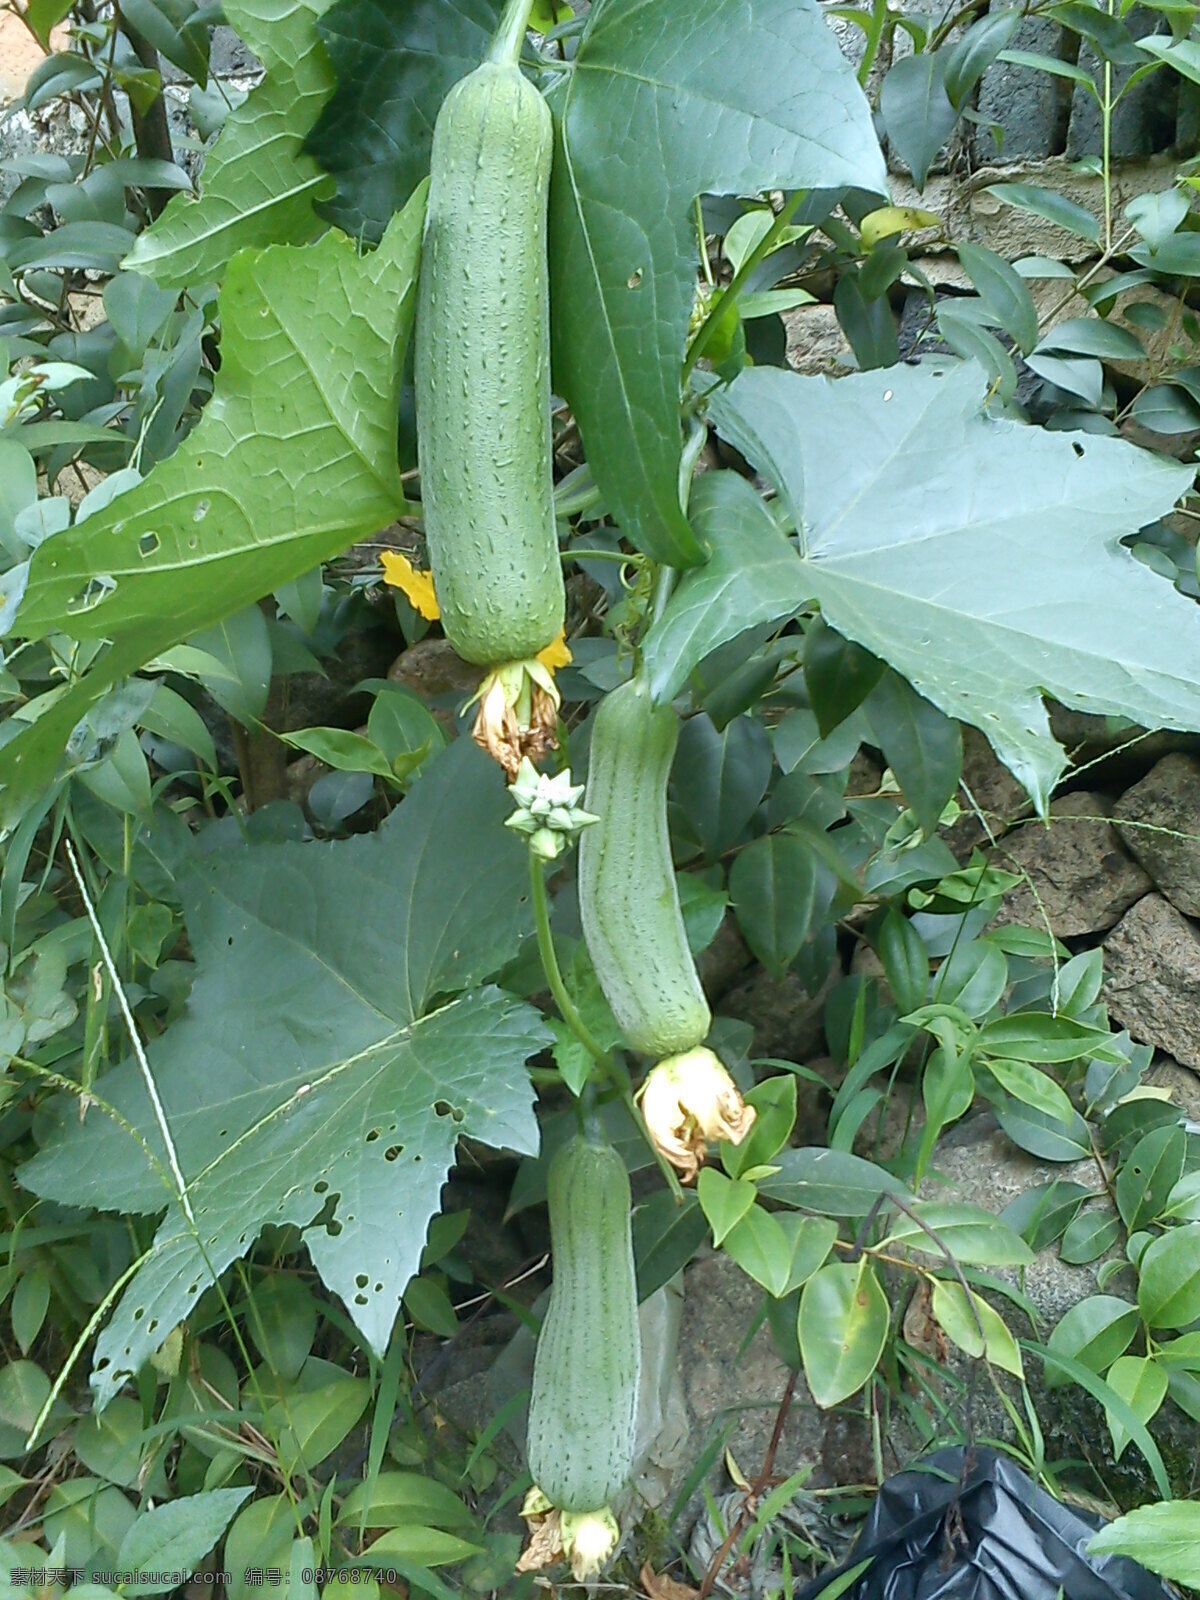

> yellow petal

[
  {"left": 536, "top": 629, "right": 573, "bottom": 671},
  {"left": 380, "top": 550, "right": 440, "bottom": 620}
]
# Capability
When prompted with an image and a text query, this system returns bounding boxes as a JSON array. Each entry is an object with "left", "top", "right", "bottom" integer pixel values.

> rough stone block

[
  {"left": 1113, "top": 752, "right": 1200, "bottom": 918},
  {"left": 1104, "top": 892, "right": 1200, "bottom": 1069},
  {"left": 993, "top": 790, "right": 1151, "bottom": 936}
]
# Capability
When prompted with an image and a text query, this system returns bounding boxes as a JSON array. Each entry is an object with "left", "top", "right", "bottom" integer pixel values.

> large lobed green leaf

[
  {"left": 21, "top": 739, "right": 549, "bottom": 1404},
  {"left": 548, "top": 0, "right": 886, "bottom": 567},
  {"left": 707, "top": 360, "right": 1198, "bottom": 812},
  {"left": 0, "top": 187, "right": 425, "bottom": 832},
  {"left": 124, "top": 0, "right": 340, "bottom": 289}
]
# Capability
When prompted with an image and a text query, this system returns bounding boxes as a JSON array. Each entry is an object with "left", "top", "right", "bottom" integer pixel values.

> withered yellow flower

[
  {"left": 469, "top": 655, "right": 562, "bottom": 779},
  {"left": 561, "top": 1507, "right": 620, "bottom": 1579},
  {"left": 638, "top": 1046, "right": 757, "bottom": 1182},
  {"left": 380, "top": 551, "right": 440, "bottom": 620},
  {"left": 518, "top": 1492, "right": 619, "bottom": 1581}
]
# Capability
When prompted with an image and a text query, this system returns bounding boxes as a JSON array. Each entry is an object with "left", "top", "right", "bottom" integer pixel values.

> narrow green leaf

[
  {"left": 1104, "top": 1354, "right": 1168, "bottom": 1464},
  {"left": 1138, "top": 1223, "right": 1200, "bottom": 1329},
  {"left": 1045, "top": 1294, "right": 1139, "bottom": 1387},
  {"left": 697, "top": 1168, "right": 757, "bottom": 1247},
  {"left": 984, "top": 182, "right": 1101, "bottom": 244}
]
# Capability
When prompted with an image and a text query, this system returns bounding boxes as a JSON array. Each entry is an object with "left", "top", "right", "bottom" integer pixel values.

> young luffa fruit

[
  {"left": 414, "top": 0, "right": 565, "bottom": 667},
  {"left": 578, "top": 675, "right": 712, "bottom": 1058},
  {"left": 525, "top": 1133, "right": 641, "bottom": 1514}
]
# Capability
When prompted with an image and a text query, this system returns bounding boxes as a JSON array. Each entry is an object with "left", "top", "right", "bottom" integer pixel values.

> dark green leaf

[
  {"left": 943, "top": 10, "right": 1022, "bottom": 105},
  {"left": 994, "top": 1100, "right": 1092, "bottom": 1162},
  {"left": 999, "top": 1179, "right": 1090, "bottom": 1249},
  {"left": 7, "top": 222, "right": 137, "bottom": 274},
  {"left": 804, "top": 616, "right": 884, "bottom": 736},
  {"left": 1101, "top": 1096, "right": 1182, "bottom": 1161},
  {"left": 957, "top": 242, "right": 1039, "bottom": 355},
  {"left": 1059, "top": 1207, "right": 1121, "bottom": 1264},
  {"left": 677, "top": 872, "right": 728, "bottom": 956},
  {"left": 729, "top": 833, "right": 827, "bottom": 979},
  {"left": 874, "top": 909, "right": 929, "bottom": 1015},
  {"left": 246, "top": 1276, "right": 318, "bottom": 1381},
  {"left": 1036, "top": 316, "right": 1144, "bottom": 360},
  {"left": 866, "top": 669, "right": 962, "bottom": 836},
  {"left": 878, "top": 53, "right": 958, "bottom": 189},
  {"left": 673, "top": 714, "right": 771, "bottom": 858},
  {"left": 978, "top": 1013, "right": 1119, "bottom": 1064},
  {"left": 1131, "top": 384, "right": 1200, "bottom": 435},
  {"left": 833, "top": 271, "right": 899, "bottom": 370},
  {"left": 759, "top": 1147, "right": 913, "bottom": 1216},
  {"left": 936, "top": 304, "right": 1017, "bottom": 401},
  {"left": 1116, "top": 1124, "right": 1187, "bottom": 1231},
  {"left": 1049, "top": 2, "right": 1142, "bottom": 66},
  {"left": 306, "top": 0, "right": 500, "bottom": 243},
  {"left": 119, "top": 0, "right": 211, "bottom": 83},
  {"left": 634, "top": 1190, "right": 707, "bottom": 1302},
  {"left": 984, "top": 182, "right": 1101, "bottom": 244}
]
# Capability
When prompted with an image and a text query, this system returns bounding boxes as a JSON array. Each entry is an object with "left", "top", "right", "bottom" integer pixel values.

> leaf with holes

[
  {"left": 19, "top": 739, "right": 549, "bottom": 1404},
  {"left": 124, "top": 0, "right": 340, "bottom": 288},
  {"left": 0, "top": 188, "right": 424, "bottom": 831},
  {"left": 708, "top": 360, "right": 1197, "bottom": 814}
]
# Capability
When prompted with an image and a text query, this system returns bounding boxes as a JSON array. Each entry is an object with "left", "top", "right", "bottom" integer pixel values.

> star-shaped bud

[
  {"left": 506, "top": 759, "right": 598, "bottom": 859},
  {"left": 637, "top": 1046, "right": 757, "bottom": 1182}
]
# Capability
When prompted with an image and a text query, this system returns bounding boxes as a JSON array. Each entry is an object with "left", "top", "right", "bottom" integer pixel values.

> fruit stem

[
  {"left": 529, "top": 853, "right": 685, "bottom": 1201},
  {"left": 530, "top": 852, "right": 614, "bottom": 1070},
  {"left": 488, "top": 0, "right": 538, "bottom": 65}
]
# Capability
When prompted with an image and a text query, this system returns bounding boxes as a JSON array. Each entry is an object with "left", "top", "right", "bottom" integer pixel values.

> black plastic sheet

[{"left": 796, "top": 1446, "right": 1176, "bottom": 1600}]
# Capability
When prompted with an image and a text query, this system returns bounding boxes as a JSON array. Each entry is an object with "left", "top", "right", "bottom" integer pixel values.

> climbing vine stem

[{"left": 529, "top": 853, "right": 686, "bottom": 1201}]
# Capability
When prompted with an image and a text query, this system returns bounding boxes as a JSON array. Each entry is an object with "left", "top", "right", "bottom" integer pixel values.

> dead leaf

[{"left": 640, "top": 1560, "right": 700, "bottom": 1600}]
